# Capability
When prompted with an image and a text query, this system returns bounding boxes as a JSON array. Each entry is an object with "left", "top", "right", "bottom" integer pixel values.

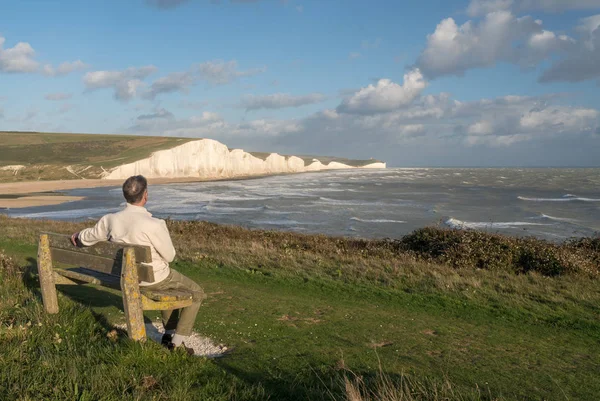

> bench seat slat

[{"left": 142, "top": 289, "right": 193, "bottom": 302}]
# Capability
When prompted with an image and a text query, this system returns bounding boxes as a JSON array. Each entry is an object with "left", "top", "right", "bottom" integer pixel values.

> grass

[{"left": 1, "top": 215, "right": 599, "bottom": 400}]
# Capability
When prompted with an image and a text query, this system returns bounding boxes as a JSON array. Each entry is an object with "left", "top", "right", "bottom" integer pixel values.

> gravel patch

[{"left": 116, "top": 322, "right": 229, "bottom": 358}]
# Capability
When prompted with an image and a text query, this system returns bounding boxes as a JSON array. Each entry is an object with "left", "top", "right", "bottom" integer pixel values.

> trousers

[{"left": 144, "top": 269, "right": 205, "bottom": 336}]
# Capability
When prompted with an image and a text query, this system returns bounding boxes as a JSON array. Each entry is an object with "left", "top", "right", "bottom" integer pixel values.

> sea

[{"left": 4, "top": 168, "right": 600, "bottom": 242}]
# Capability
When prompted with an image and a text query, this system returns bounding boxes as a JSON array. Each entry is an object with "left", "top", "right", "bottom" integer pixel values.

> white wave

[
  {"left": 251, "top": 219, "right": 300, "bottom": 226},
  {"left": 536, "top": 214, "right": 579, "bottom": 223},
  {"left": 518, "top": 195, "right": 600, "bottom": 202},
  {"left": 350, "top": 217, "right": 406, "bottom": 224},
  {"left": 445, "top": 217, "right": 551, "bottom": 230},
  {"left": 316, "top": 197, "right": 381, "bottom": 206},
  {"left": 204, "top": 205, "right": 266, "bottom": 214}
]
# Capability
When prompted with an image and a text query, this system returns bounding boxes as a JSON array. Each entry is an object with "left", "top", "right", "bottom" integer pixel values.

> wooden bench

[{"left": 36, "top": 232, "right": 193, "bottom": 341}]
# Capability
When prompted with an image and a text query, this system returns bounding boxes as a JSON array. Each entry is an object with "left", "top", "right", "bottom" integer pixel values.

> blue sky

[{"left": 1, "top": 0, "right": 600, "bottom": 166}]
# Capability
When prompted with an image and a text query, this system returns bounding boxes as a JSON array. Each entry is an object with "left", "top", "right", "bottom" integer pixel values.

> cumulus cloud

[
  {"left": 123, "top": 87, "right": 599, "bottom": 166},
  {"left": 83, "top": 66, "right": 158, "bottom": 101},
  {"left": 0, "top": 36, "right": 39, "bottom": 73},
  {"left": 539, "top": 15, "right": 600, "bottom": 82},
  {"left": 143, "top": 71, "right": 196, "bottom": 99},
  {"left": 137, "top": 108, "right": 175, "bottom": 120},
  {"left": 45, "top": 92, "right": 73, "bottom": 101},
  {"left": 241, "top": 93, "right": 326, "bottom": 111},
  {"left": 197, "top": 60, "right": 266, "bottom": 85},
  {"left": 468, "top": 0, "right": 600, "bottom": 16},
  {"left": 1, "top": 36, "right": 87, "bottom": 76},
  {"left": 337, "top": 69, "right": 426, "bottom": 114},
  {"left": 130, "top": 109, "right": 300, "bottom": 142},
  {"left": 416, "top": 11, "right": 572, "bottom": 78},
  {"left": 42, "top": 60, "right": 88, "bottom": 76}
]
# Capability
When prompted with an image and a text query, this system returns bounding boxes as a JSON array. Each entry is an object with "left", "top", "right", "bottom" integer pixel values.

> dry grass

[{"left": 1, "top": 215, "right": 599, "bottom": 315}]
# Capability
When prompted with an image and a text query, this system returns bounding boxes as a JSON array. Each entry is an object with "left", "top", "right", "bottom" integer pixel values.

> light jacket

[{"left": 78, "top": 203, "right": 175, "bottom": 286}]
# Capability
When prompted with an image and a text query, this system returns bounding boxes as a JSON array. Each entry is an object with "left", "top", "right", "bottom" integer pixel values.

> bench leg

[
  {"left": 37, "top": 234, "right": 59, "bottom": 314},
  {"left": 121, "top": 248, "right": 146, "bottom": 341}
]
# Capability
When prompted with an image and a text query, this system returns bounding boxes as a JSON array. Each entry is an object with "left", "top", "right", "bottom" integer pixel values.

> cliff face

[{"left": 103, "top": 139, "right": 385, "bottom": 180}]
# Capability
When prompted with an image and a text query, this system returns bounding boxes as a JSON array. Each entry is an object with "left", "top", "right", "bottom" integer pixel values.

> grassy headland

[
  {"left": 0, "top": 131, "right": 196, "bottom": 182},
  {"left": 1, "top": 214, "right": 599, "bottom": 400}
]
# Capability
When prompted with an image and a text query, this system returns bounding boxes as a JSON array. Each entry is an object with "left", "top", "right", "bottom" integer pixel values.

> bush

[{"left": 398, "top": 227, "right": 599, "bottom": 278}]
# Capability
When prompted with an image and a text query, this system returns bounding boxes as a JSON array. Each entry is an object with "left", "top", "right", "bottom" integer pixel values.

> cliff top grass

[
  {"left": 1, "top": 215, "right": 599, "bottom": 400},
  {"left": 0, "top": 131, "right": 196, "bottom": 182}
]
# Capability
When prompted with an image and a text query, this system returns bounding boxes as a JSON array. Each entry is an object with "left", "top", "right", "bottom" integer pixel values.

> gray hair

[{"left": 122, "top": 175, "right": 147, "bottom": 204}]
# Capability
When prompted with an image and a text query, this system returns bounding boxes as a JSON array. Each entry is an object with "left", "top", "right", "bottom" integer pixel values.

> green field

[
  {"left": 0, "top": 131, "right": 383, "bottom": 183},
  {"left": 0, "top": 215, "right": 598, "bottom": 400}
]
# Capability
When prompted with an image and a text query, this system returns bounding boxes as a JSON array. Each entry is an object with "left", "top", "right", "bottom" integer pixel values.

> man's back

[{"left": 78, "top": 203, "right": 175, "bottom": 285}]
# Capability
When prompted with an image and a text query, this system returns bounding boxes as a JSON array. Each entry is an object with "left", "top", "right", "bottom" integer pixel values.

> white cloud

[
  {"left": 337, "top": 69, "right": 426, "bottom": 114},
  {"left": 143, "top": 71, "right": 196, "bottom": 99},
  {"left": 1, "top": 36, "right": 87, "bottom": 76},
  {"left": 83, "top": 66, "right": 158, "bottom": 101},
  {"left": 0, "top": 36, "right": 38, "bottom": 73},
  {"left": 137, "top": 108, "right": 175, "bottom": 120},
  {"left": 42, "top": 60, "right": 88, "bottom": 76},
  {"left": 196, "top": 60, "right": 266, "bottom": 85},
  {"left": 539, "top": 14, "right": 600, "bottom": 82},
  {"left": 416, "top": 12, "right": 572, "bottom": 78},
  {"left": 131, "top": 109, "right": 300, "bottom": 140},
  {"left": 468, "top": 0, "right": 600, "bottom": 16},
  {"left": 123, "top": 88, "right": 599, "bottom": 166},
  {"left": 349, "top": 52, "right": 361, "bottom": 60},
  {"left": 241, "top": 93, "right": 326, "bottom": 111},
  {"left": 45, "top": 92, "right": 73, "bottom": 101}
]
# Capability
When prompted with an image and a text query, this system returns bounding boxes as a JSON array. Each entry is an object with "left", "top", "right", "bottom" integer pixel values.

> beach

[{"left": 0, "top": 177, "right": 240, "bottom": 208}]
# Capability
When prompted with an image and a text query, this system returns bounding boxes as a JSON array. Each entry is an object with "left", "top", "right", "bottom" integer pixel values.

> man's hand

[{"left": 70, "top": 232, "right": 80, "bottom": 247}]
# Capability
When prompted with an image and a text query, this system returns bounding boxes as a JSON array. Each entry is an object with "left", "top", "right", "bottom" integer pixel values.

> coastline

[{"left": 0, "top": 172, "right": 332, "bottom": 208}]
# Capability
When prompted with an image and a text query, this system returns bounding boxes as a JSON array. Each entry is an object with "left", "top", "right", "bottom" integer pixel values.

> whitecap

[
  {"left": 534, "top": 214, "right": 579, "bottom": 223},
  {"left": 518, "top": 195, "right": 600, "bottom": 202},
  {"left": 445, "top": 217, "right": 551, "bottom": 230},
  {"left": 350, "top": 217, "right": 406, "bottom": 224}
]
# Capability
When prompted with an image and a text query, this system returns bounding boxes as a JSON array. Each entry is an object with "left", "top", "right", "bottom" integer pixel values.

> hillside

[
  {"left": 1, "top": 217, "right": 599, "bottom": 400},
  {"left": 0, "top": 131, "right": 385, "bottom": 183}
]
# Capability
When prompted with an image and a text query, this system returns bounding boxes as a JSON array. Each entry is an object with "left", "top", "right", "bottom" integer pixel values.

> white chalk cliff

[{"left": 103, "top": 139, "right": 385, "bottom": 180}]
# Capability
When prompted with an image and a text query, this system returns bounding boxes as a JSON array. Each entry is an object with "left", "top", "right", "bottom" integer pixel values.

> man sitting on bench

[{"left": 70, "top": 175, "right": 204, "bottom": 355}]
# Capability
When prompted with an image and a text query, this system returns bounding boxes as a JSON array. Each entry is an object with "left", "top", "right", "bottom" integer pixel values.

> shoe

[
  {"left": 161, "top": 333, "right": 173, "bottom": 347},
  {"left": 167, "top": 341, "right": 195, "bottom": 356}
]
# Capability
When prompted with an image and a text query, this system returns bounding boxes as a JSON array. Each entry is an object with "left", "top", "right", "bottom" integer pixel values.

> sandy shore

[
  {"left": 0, "top": 177, "right": 253, "bottom": 209},
  {"left": 0, "top": 178, "right": 206, "bottom": 208},
  {"left": 0, "top": 195, "right": 86, "bottom": 208}
]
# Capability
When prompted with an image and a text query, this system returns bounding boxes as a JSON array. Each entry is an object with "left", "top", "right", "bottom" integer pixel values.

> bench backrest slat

[
  {"left": 50, "top": 248, "right": 121, "bottom": 276},
  {"left": 45, "top": 232, "right": 152, "bottom": 262},
  {"left": 43, "top": 232, "right": 155, "bottom": 283}
]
